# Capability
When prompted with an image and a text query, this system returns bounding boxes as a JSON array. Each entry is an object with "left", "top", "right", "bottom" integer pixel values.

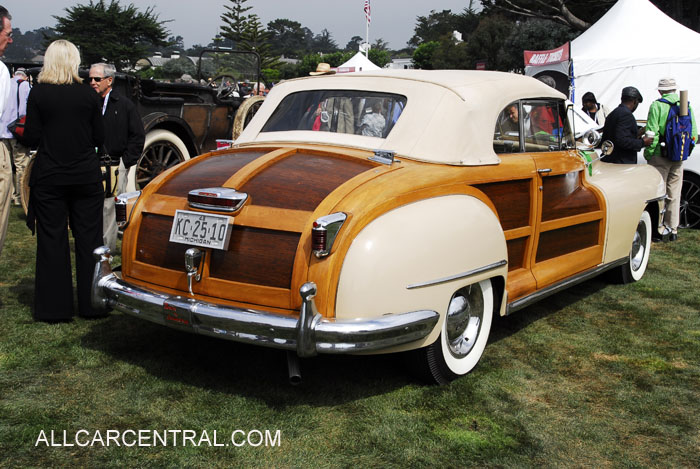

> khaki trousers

[
  {"left": 9, "top": 139, "right": 30, "bottom": 204},
  {"left": 648, "top": 154, "right": 683, "bottom": 233},
  {"left": 0, "top": 142, "right": 12, "bottom": 256},
  {"left": 102, "top": 160, "right": 128, "bottom": 252}
]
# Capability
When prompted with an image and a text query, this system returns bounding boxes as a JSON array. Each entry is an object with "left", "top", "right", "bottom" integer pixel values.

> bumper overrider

[{"left": 91, "top": 247, "right": 439, "bottom": 357}]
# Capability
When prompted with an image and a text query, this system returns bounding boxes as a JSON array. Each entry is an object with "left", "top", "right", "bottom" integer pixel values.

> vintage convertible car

[{"left": 91, "top": 70, "right": 666, "bottom": 384}]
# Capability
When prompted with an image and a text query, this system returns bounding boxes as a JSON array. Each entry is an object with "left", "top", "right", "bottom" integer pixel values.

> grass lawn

[{"left": 1, "top": 204, "right": 699, "bottom": 468}]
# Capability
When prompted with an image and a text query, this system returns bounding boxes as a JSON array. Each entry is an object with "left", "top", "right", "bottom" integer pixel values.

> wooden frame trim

[
  {"left": 223, "top": 147, "right": 297, "bottom": 189},
  {"left": 539, "top": 210, "right": 604, "bottom": 233}
]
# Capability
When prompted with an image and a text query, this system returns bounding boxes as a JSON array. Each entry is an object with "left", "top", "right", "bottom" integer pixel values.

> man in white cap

[{"left": 644, "top": 77, "right": 697, "bottom": 241}]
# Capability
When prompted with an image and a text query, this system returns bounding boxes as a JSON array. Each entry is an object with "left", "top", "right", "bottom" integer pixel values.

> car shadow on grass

[
  {"left": 79, "top": 276, "right": 611, "bottom": 403},
  {"left": 80, "top": 312, "right": 414, "bottom": 405},
  {"left": 488, "top": 276, "right": 609, "bottom": 345}
]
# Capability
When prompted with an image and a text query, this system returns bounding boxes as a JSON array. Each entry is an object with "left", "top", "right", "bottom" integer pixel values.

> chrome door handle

[{"left": 537, "top": 168, "right": 552, "bottom": 174}]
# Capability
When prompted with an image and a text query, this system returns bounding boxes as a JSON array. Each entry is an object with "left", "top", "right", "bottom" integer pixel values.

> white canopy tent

[
  {"left": 336, "top": 52, "right": 381, "bottom": 73},
  {"left": 526, "top": 0, "right": 700, "bottom": 120},
  {"left": 571, "top": 0, "right": 700, "bottom": 118}
]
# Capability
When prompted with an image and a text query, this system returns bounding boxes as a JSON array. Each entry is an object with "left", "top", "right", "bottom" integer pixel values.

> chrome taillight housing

[
  {"left": 311, "top": 213, "right": 347, "bottom": 258},
  {"left": 188, "top": 187, "right": 248, "bottom": 212},
  {"left": 115, "top": 191, "right": 142, "bottom": 228}
]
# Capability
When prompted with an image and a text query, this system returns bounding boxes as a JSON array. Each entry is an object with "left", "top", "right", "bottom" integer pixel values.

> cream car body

[{"left": 92, "top": 70, "right": 666, "bottom": 383}]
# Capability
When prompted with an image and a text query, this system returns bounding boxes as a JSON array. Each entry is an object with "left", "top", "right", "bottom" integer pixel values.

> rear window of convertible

[{"left": 261, "top": 90, "right": 407, "bottom": 138}]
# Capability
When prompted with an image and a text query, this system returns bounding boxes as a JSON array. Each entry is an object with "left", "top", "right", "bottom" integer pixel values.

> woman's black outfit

[{"left": 23, "top": 82, "right": 105, "bottom": 322}]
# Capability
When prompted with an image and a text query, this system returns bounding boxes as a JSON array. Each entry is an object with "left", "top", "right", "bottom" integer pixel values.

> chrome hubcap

[
  {"left": 445, "top": 284, "right": 484, "bottom": 359},
  {"left": 630, "top": 219, "right": 647, "bottom": 271}
]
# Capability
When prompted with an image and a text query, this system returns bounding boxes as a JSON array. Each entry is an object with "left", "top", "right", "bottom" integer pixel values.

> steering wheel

[{"left": 211, "top": 74, "right": 238, "bottom": 99}]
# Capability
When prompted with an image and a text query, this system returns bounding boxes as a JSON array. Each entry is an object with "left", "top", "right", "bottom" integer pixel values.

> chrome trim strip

[
  {"left": 188, "top": 202, "right": 240, "bottom": 212},
  {"left": 369, "top": 150, "right": 396, "bottom": 165},
  {"left": 406, "top": 260, "right": 508, "bottom": 290},
  {"left": 645, "top": 195, "right": 666, "bottom": 204},
  {"left": 188, "top": 187, "right": 248, "bottom": 213},
  {"left": 91, "top": 247, "right": 439, "bottom": 356},
  {"left": 506, "top": 257, "right": 628, "bottom": 314}
]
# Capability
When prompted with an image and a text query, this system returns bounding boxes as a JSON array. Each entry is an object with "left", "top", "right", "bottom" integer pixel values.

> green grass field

[{"left": 1, "top": 205, "right": 699, "bottom": 468}]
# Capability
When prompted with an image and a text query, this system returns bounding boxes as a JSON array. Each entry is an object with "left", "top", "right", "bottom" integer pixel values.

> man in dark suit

[
  {"left": 601, "top": 86, "right": 653, "bottom": 164},
  {"left": 89, "top": 62, "right": 145, "bottom": 251}
]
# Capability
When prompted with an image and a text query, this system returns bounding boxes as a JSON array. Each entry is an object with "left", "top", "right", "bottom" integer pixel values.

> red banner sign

[{"left": 523, "top": 43, "right": 570, "bottom": 67}]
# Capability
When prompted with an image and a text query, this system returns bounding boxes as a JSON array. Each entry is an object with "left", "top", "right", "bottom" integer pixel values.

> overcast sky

[{"left": 7, "top": 0, "right": 478, "bottom": 50}]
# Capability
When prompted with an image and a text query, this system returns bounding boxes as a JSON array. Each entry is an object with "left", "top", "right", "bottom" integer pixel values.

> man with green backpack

[{"left": 645, "top": 77, "right": 698, "bottom": 241}]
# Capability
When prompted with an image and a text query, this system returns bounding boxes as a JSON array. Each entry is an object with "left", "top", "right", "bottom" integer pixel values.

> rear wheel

[
  {"left": 232, "top": 95, "right": 265, "bottom": 140},
  {"left": 127, "top": 129, "right": 189, "bottom": 192},
  {"left": 414, "top": 279, "right": 493, "bottom": 384},
  {"left": 679, "top": 172, "right": 700, "bottom": 229},
  {"left": 610, "top": 210, "right": 651, "bottom": 284}
]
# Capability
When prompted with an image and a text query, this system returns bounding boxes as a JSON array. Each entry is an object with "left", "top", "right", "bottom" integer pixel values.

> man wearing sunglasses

[
  {"left": 0, "top": 5, "right": 13, "bottom": 257},
  {"left": 89, "top": 62, "right": 144, "bottom": 252}
]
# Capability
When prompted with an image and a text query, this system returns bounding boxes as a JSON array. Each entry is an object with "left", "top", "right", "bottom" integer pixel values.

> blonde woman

[{"left": 23, "top": 39, "right": 105, "bottom": 322}]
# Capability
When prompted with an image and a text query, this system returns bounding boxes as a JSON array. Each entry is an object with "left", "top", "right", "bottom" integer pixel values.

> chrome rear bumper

[{"left": 91, "top": 247, "right": 439, "bottom": 357}]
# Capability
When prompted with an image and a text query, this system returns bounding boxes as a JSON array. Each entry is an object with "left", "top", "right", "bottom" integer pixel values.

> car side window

[
  {"left": 522, "top": 100, "right": 572, "bottom": 152},
  {"left": 493, "top": 101, "right": 521, "bottom": 154}
]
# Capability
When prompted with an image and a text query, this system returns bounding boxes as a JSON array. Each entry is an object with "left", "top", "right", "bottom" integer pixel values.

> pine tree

[
  {"left": 239, "top": 14, "right": 280, "bottom": 69},
  {"left": 219, "top": 0, "right": 252, "bottom": 48},
  {"left": 52, "top": 0, "right": 168, "bottom": 70}
]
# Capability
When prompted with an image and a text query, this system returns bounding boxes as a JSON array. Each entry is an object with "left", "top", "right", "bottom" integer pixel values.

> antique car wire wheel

[
  {"left": 232, "top": 95, "right": 265, "bottom": 140},
  {"left": 133, "top": 129, "right": 189, "bottom": 191},
  {"left": 418, "top": 278, "right": 493, "bottom": 384},
  {"left": 679, "top": 172, "right": 700, "bottom": 229}
]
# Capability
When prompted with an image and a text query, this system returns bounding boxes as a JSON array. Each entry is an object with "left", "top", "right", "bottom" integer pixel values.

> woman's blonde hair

[{"left": 37, "top": 40, "right": 83, "bottom": 85}]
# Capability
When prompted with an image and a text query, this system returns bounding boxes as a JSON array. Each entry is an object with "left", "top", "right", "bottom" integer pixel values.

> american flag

[{"left": 364, "top": 0, "right": 371, "bottom": 24}]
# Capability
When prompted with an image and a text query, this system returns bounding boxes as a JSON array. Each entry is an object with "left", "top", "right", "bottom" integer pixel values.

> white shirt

[
  {"left": 0, "top": 73, "right": 30, "bottom": 138},
  {"left": 0, "top": 62, "right": 12, "bottom": 134},
  {"left": 101, "top": 89, "right": 112, "bottom": 116}
]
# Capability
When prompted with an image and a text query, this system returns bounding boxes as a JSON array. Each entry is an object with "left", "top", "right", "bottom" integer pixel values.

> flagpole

[
  {"left": 365, "top": 18, "right": 369, "bottom": 57},
  {"left": 364, "top": 0, "right": 370, "bottom": 57}
]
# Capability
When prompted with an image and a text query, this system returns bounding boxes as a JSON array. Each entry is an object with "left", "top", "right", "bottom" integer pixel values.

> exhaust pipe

[{"left": 286, "top": 352, "right": 302, "bottom": 385}]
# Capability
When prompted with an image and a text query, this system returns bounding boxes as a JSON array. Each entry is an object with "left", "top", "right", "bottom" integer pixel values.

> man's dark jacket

[
  {"left": 601, "top": 103, "right": 643, "bottom": 164},
  {"left": 103, "top": 90, "right": 145, "bottom": 167}
]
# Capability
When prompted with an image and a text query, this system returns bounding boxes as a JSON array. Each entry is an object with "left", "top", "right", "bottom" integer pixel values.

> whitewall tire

[
  {"left": 612, "top": 210, "right": 652, "bottom": 284},
  {"left": 417, "top": 278, "right": 494, "bottom": 384}
]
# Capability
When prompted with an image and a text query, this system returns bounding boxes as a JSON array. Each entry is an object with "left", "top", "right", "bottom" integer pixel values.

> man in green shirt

[{"left": 644, "top": 77, "right": 697, "bottom": 241}]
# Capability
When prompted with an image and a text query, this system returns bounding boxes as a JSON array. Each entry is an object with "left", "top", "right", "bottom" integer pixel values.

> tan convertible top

[{"left": 234, "top": 70, "right": 566, "bottom": 166}]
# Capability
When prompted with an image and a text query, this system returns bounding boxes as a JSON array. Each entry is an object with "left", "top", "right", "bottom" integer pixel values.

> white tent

[
  {"left": 336, "top": 52, "right": 381, "bottom": 73},
  {"left": 570, "top": 0, "right": 700, "bottom": 119}
]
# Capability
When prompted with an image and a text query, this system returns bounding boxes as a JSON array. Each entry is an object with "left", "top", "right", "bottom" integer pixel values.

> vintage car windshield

[{"left": 261, "top": 90, "right": 407, "bottom": 138}]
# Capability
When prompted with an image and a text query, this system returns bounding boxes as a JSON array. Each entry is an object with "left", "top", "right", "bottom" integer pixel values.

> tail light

[
  {"left": 188, "top": 188, "right": 248, "bottom": 212},
  {"left": 216, "top": 139, "right": 234, "bottom": 150},
  {"left": 115, "top": 191, "right": 142, "bottom": 228},
  {"left": 312, "top": 213, "right": 347, "bottom": 258}
]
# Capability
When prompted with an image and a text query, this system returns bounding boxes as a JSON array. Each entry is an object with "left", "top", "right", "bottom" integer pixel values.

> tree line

[{"left": 3, "top": 0, "right": 697, "bottom": 79}]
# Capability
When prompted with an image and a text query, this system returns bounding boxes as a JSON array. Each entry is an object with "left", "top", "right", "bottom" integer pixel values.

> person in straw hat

[{"left": 310, "top": 62, "right": 336, "bottom": 76}]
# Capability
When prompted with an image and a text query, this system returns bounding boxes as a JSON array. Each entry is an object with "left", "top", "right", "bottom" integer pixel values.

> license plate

[{"left": 169, "top": 210, "right": 233, "bottom": 251}]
